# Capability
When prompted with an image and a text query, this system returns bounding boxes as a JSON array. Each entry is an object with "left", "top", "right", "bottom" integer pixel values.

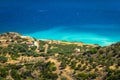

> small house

[{"left": 26, "top": 42, "right": 34, "bottom": 47}]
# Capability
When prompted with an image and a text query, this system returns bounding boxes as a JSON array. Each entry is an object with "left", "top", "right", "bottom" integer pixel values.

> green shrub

[
  {"left": 30, "top": 46, "right": 37, "bottom": 51},
  {"left": 21, "top": 71, "right": 31, "bottom": 79},
  {"left": 11, "top": 55, "right": 17, "bottom": 60},
  {"left": 59, "top": 62, "right": 66, "bottom": 69},
  {"left": 75, "top": 73, "right": 89, "bottom": 80},
  {"left": 0, "top": 56, "right": 8, "bottom": 63},
  {"left": 9, "top": 64, "right": 23, "bottom": 70},
  {"left": 105, "top": 69, "right": 120, "bottom": 80},
  {"left": 0, "top": 68, "right": 9, "bottom": 78},
  {"left": 25, "top": 63, "right": 33, "bottom": 70},
  {"left": 61, "top": 77, "right": 67, "bottom": 80},
  {"left": 26, "top": 50, "right": 37, "bottom": 56},
  {"left": 0, "top": 76, "right": 6, "bottom": 80},
  {"left": 11, "top": 69, "right": 21, "bottom": 80},
  {"left": 42, "top": 72, "right": 58, "bottom": 80}
]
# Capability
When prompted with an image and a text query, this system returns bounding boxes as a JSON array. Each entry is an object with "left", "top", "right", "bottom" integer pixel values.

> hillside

[{"left": 0, "top": 32, "right": 120, "bottom": 80}]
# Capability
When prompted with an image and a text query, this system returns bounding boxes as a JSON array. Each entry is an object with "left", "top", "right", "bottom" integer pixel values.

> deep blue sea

[{"left": 0, "top": 0, "right": 120, "bottom": 46}]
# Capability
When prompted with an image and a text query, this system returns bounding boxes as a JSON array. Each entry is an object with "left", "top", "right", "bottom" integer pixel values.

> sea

[{"left": 0, "top": 0, "right": 120, "bottom": 46}]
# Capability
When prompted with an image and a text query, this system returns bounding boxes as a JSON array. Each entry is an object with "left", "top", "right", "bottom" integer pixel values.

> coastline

[{"left": 0, "top": 32, "right": 117, "bottom": 47}]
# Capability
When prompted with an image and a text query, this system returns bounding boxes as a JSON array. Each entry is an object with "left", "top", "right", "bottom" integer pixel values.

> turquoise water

[
  {"left": 0, "top": 1, "right": 120, "bottom": 46},
  {"left": 24, "top": 25, "right": 120, "bottom": 46}
]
